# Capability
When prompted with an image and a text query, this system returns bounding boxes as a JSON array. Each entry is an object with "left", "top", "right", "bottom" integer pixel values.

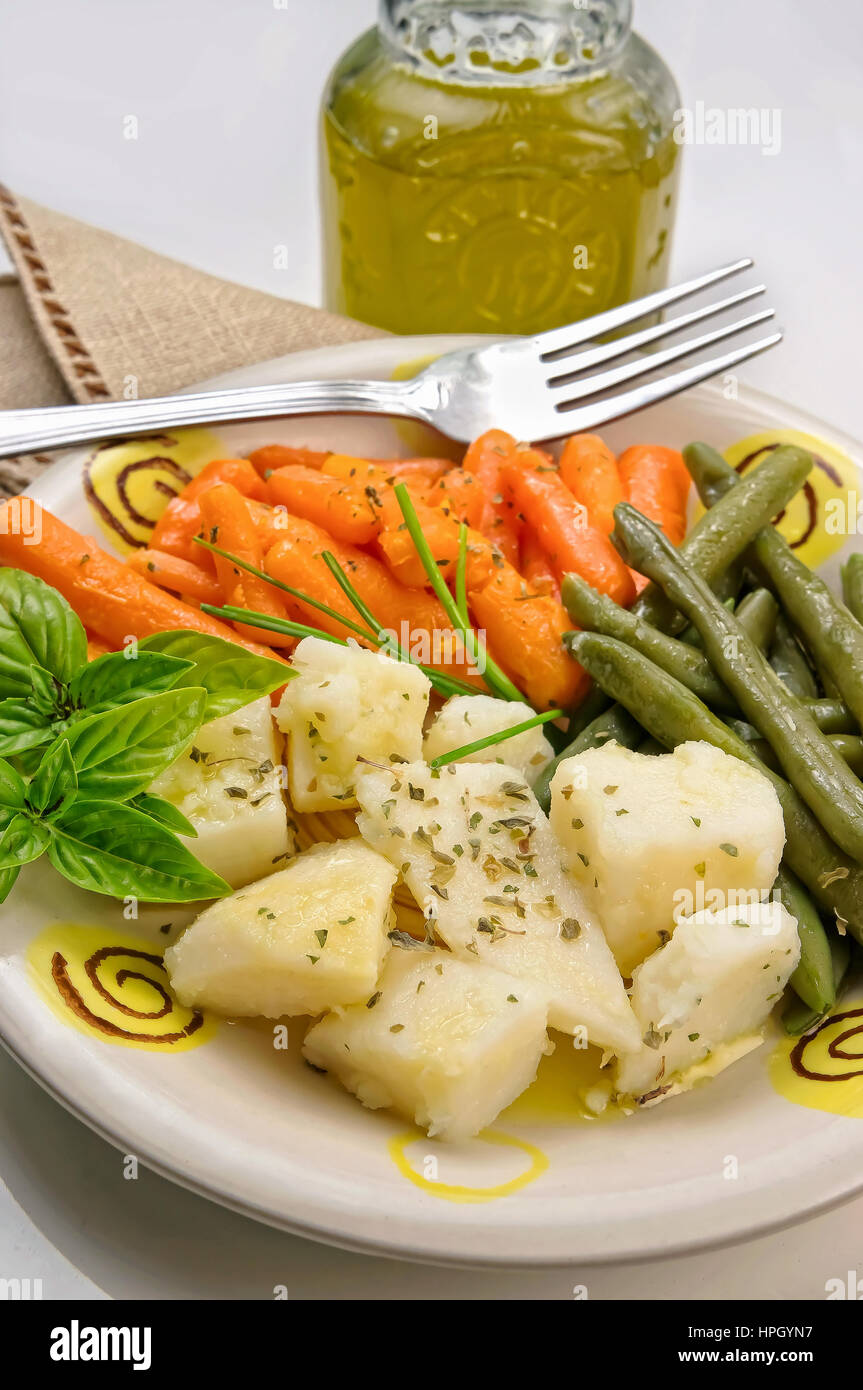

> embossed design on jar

[{"left": 422, "top": 181, "right": 621, "bottom": 328}]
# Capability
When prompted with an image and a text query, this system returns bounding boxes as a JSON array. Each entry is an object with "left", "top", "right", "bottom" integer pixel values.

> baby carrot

[
  {"left": 150, "top": 496, "right": 213, "bottom": 568},
  {"left": 617, "top": 444, "right": 690, "bottom": 594},
  {"left": 182, "top": 457, "right": 271, "bottom": 504},
  {"left": 377, "top": 496, "right": 499, "bottom": 591},
  {"left": 469, "top": 562, "right": 589, "bottom": 712},
  {"left": 322, "top": 455, "right": 447, "bottom": 489},
  {"left": 267, "top": 465, "right": 378, "bottom": 546},
  {"left": 86, "top": 633, "right": 113, "bottom": 660},
  {"left": 126, "top": 548, "right": 224, "bottom": 606},
  {"left": 427, "top": 468, "right": 485, "bottom": 528},
  {"left": 197, "top": 483, "right": 297, "bottom": 647},
  {"left": 264, "top": 515, "right": 443, "bottom": 636},
  {"left": 618, "top": 444, "right": 690, "bottom": 546},
  {"left": 248, "top": 445, "right": 331, "bottom": 477},
  {"left": 502, "top": 450, "right": 636, "bottom": 607},
  {"left": 0, "top": 497, "right": 282, "bottom": 659},
  {"left": 558, "top": 434, "right": 624, "bottom": 536},
  {"left": 378, "top": 457, "right": 453, "bottom": 483},
  {"left": 264, "top": 514, "right": 484, "bottom": 687},
  {"left": 149, "top": 458, "right": 270, "bottom": 567},
  {"left": 245, "top": 498, "right": 292, "bottom": 552},
  {"left": 463, "top": 430, "right": 522, "bottom": 565},
  {"left": 519, "top": 530, "right": 560, "bottom": 599}
]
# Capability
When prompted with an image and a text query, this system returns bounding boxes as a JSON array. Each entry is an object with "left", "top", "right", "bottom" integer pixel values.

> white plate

[{"left": 3, "top": 335, "right": 863, "bottom": 1268}]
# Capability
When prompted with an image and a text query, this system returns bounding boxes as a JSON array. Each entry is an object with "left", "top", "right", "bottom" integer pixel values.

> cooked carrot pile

[{"left": 0, "top": 433, "right": 689, "bottom": 714}]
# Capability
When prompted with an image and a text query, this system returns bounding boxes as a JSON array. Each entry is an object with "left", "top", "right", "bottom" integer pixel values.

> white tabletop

[{"left": 1, "top": 0, "right": 862, "bottom": 1299}]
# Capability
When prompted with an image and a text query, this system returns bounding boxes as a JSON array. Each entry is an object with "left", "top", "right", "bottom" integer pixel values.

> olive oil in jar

[{"left": 321, "top": 1, "right": 681, "bottom": 336}]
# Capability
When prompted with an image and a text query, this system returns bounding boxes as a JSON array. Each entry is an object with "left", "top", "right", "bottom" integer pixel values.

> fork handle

[{"left": 0, "top": 377, "right": 429, "bottom": 460}]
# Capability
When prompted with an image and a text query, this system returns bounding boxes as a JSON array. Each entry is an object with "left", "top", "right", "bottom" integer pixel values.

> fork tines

[{"left": 535, "top": 260, "right": 781, "bottom": 427}]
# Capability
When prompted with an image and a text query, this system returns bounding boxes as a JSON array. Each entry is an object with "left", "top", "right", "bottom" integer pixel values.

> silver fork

[{"left": 0, "top": 259, "right": 780, "bottom": 458}]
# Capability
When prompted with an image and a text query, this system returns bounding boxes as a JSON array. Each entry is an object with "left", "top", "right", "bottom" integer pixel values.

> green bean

[
  {"left": 829, "top": 734, "right": 863, "bottom": 776},
  {"left": 563, "top": 578, "right": 780, "bottom": 716},
  {"left": 804, "top": 698, "right": 856, "bottom": 734},
  {"left": 735, "top": 588, "right": 779, "bottom": 652},
  {"left": 724, "top": 716, "right": 762, "bottom": 744},
  {"left": 614, "top": 503, "right": 863, "bottom": 865},
  {"left": 563, "top": 685, "right": 611, "bottom": 742},
  {"left": 724, "top": 723, "right": 863, "bottom": 777},
  {"left": 769, "top": 612, "right": 818, "bottom": 698},
  {"left": 724, "top": 725, "right": 780, "bottom": 771},
  {"left": 680, "top": 595, "right": 736, "bottom": 648},
  {"left": 566, "top": 630, "right": 863, "bottom": 942},
  {"left": 775, "top": 866, "right": 836, "bottom": 1014},
  {"left": 637, "top": 736, "right": 665, "bottom": 755},
  {"left": 634, "top": 446, "right": 813, "bottom": 632},
  {"left": 682, "top": 441, "right": 736, "bottom": 507},
  {"left": 739, "top": 700, "right": 855, "bottom": 736},
  {"left": 751, "top": 527, "right": 863, "bottom": 731},
  {"left": 713, "top": 559, "right": 746, "bottom": 606},
  {"left": 532, "top": 704, "right": 642, "bottom": 813},
  {"left": 782, "top": 935, "right": 851, "bottom": 1036},
  {"left": 684, "top": 441, "right": 863, "bottom": 734},
  {"left": 561, "top": 574, "right": 736, "bottom": 711},
  {"left": 842, "top": 554, "right": 863, "bottom": 624}
]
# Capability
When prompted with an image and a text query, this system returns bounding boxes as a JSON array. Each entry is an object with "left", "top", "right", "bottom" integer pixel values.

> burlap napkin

[{"left": 0, "top": 185, "right": 381, "bottom": 496}]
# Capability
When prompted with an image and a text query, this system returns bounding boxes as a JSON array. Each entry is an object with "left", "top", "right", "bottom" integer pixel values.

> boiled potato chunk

[
  {"left": 303, "top": 948, "right": 550, "bottom": 1142},
  {"left": 355, "top": 760, "right": 640, "bottom": 1054},
  {"left": 423, "top": 694, "right": 554, "bottom": 781},
  {"left": 148, "top": 696, "right": 295, "bottom": 889},
  {"left": 614, "top": 899, "right": 800, "bottom": 1100},
  {"left": 275, "top": 637, "right": 430, "bottom": 812},
  {"left": 165, "top": 840, "right": 397, "bottom": 1018},
  {"left": 549, "top": 740, "right": 785, "bottom": 976}
]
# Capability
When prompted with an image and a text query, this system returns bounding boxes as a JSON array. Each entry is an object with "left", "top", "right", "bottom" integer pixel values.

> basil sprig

[{"left": 0, "top": 568, "right": 293, "bottom": 905}]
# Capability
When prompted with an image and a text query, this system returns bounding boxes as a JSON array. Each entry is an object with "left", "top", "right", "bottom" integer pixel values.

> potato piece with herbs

[
  {"left": 165, "top": 840, "right": 397, "bottom": 1018},
  {"left": 148, "top": 696, "right": 295, "bottom": 889},
  {"left": 614, "top": 899, "right": 800, "bottom": 1102},
  {"left": 423, "top": 694, "right": 554, "bottom": 779},
  {"left": 549, "top": 740, "right": 785, "bottom": 976},
  {"left": 355, "top": 760, "right": 640, "bottom": 1054},
  {"left": 275, "top": 637, "right": 431, "bottom": 811},
  {"left": 303, "top": 947, "right": 550, "bottom": 1142}
]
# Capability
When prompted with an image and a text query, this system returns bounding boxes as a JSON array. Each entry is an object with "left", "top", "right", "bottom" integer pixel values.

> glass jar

[{"left": 320, "top": 0, "right": 681, "bottom": 336}]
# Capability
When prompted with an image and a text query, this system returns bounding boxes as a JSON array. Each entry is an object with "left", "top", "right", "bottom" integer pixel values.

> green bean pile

[{"left": 537, "top": 441, "right": 863, "bottom": 1035}]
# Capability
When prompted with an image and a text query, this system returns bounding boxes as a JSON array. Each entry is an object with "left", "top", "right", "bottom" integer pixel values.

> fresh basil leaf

[
  {"left": 48, "top": 800, "right": 230, "bottom": 902},
  {"left": 10, "top": 744, "right": 54, "bottom": 778},
  {"left": 29, "top": 664, "right": 66, "bottom": 717},
  {"left": 68, "top": 649, "right": 194, "bottom": 712},
  {"left": 0, "top": 864, "right": 20, "bottom": 903},
  {"left": 27, "top": 738, "right": 77, "bottom": 817},
  {"left": 140, "top": 630, "right": 291, "bottom": 719},
  {"left": 0, "top": 699, "right": 58, "bottom": 756},
  {"left": 59, "top": 686, "right": 207, "bottom": 800},
  {"left": 131, "top": 792, "right": 198, "bottom": 838},
  {"left": 0, "top": 812, "right": 50, "bottom": 870},
  {"left": 0, "top": 758, "right": 26, "bottom": 811},
  {"left": 0, "top": 568, "right": 87, "bottom": 691}
]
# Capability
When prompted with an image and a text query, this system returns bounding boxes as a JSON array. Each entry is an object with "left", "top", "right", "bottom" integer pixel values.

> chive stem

[
  {"left": 200, "top": 604, "right": 479, "bottom": 700},
  {"left": 393, "top": 483, "right": 524, "bottom": 703},
  {"left": 194, "top": 535, "right": 377, "bottom": 643},
  {"left": 321, "top": 550, "right": 386, "bottom": 638},
  {"left": 428, "top": 707, "right": 564, "bottom": 768},
  {"left": 201, "top": 604, "right": 343, "bottom": 645},
  {"left": 319, "top": 549, "right": 480, "bottom": 697},
  {"left": 455, "top": 522, "right": 469, "bottom": 625}
]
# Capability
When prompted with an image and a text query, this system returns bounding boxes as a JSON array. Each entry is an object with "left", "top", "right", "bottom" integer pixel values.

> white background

[{"left": 1, "top": 0, "right": 863, "bottom": 1300}]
